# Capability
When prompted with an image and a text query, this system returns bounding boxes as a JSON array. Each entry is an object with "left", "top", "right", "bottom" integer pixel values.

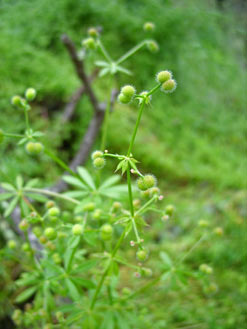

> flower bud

[
  {"left": 161, "top": 79, "right": 177, "bottom": 93},
  {"left": 19, "top": 219, "right": 29, "bottom": 231},
  {"left": 156, "top": 70, "right": 172, "bottom": 84},
  {"left": 44, "top": 227, "right": 57, "bottom": 240},
  {"left": 25, "top": 142, "right": 44, "bottom": 155},
  {"left": 82, "top": 37, "right": 96, "bottom": 50},
  {"left": 143, "top": 22, "right": 155, "bottom": 32},
  {"left": 88, "top": 27, "right": 99, "bottom": 38},
  {"left": 133, "top": 199, "right": 141, "bottom": 209},
  {"left": 25, "top": 88, "right": 36, "bottom": 101},
  {"left": 91, "top": 150, "right": 103, "bottom": 160},
  {"left": 136, "top": 249, "right": 148, "bottom": 262},
  {"left": 72, "top": 224, "right": 83, "bottom": 236},
  {"left": 48, "top": 207, "right": 60, "bottom": 217},
  {"left": 93, "top": 157, "right": 105, "bottom": 169},
  {"left": 137, "top": 174, "right": 156, "bottom": 191},
  {"left": 100, "top": 224, "right": 113, "bottom": 241},
  {"left": 8, "top": 240, "right": 17, "bottom": 249},
  {"left": 142, "top": 267, "right": 153, "bottom": 277},
  {"left": 0, "top": 129, "right": 4, "bottom": 144},
  {"left": 146, "top": 40, "right": 159, "bottom": 53},
  {"left": 121, "top": 85, "right": 136, "bottom": 99}
]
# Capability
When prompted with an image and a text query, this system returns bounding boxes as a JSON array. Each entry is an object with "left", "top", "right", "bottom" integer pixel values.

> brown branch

[
  {"left": 61, "top": 69, "right": 99, "bottom": 123},
  {"left": 61, "top": 34, "right": 103, "bottom": 113}
]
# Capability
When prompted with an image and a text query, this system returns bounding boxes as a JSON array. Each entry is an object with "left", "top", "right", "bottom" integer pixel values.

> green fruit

[
  {"left": 91, "top": 150, "right": 103, "bottom": 160},
  {"left": 48, "top": 207, "right": 60, "bottom": 217},
  {"left": 72, "top": 224, "right": 83, "bottom": 236},
  {"left": 156, "top": 70, "right": 172, "bottom": 83},
  {"left": 33, "top": 226, "right": 42, "bottom": 237},
  {"left": 44, "top": 227, "right": 57, "bottom": 240},
  {"left": 100, "top": 224, "right": 113, "bottom": 241},
  {"left": 25, "top": 142, "right": 44, "bottom": 154},
  {"left": 118, "top": 93, "right": 130, "bottom": 104},
  {"left": 137, "top": 175, "right": 156, "bottom": 191},
  {"left": 83, "top": 202, "right": 95, "bottom": 212},
  {"left": 8, "top": 240, "right": 17, "bottom": 249},
  {"left": 136, "top": 249, "right": 148, "bottom": 262},
  {"left": 146, "top": 40, "right": 159, "bottom": 53},
  {"left": 143, "top": 22, "right": 155, "bottom": 32},
  {"left": 25, "top": 88, "right": 36, "bottom": 101},
  {"left": 82, "top": 37, "right": 96, "bottom": 50},
  {"left": 93, "top": 157, "right": 105, "bottom": 169},
  {"left": 165, "top": 205, "right": 174, "bottom": 216},
  {"left": 161, "top": 79, "right": 177, "bottom": 93},
  {"left": 19, "top": 219, "right": 29, "bottom": 231},
  {"left": 121, "top": 85, "right": 136, "bottom": 98}
]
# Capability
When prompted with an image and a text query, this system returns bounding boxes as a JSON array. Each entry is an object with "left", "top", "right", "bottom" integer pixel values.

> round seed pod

[
  {"left": 156, "top": 70, "right": 172, "bottom": 84},
  {"left": 45, "top": 200, "right": 55, "bottom": 209},
  {"left": 39, "top": 236, "right": 47, "bottom": 244},
  {"left": 44, "top": 227, "right": 57, "bottom": 240},
  {"left": 118, "top": 93, "right": 131, "bottom": 104},
  {"left": 121, "top": 85, "right": 136, "bottom": 98},
  {"left": 82, "top": 37, "right": 96, "bottom": 50},
  {"left": 11, "top": 95, "right": 23, "bottom": 107},
  {"left": 91, "top": 150, "right": 103, "bottom": 160},
  {"left": 88, "top": 27, "right": 99, "bottom": 38},
  {"left": 19, "top": 219, "right": 29, "bottom": 231},
  {"left": 48, "top": 207, "right": 60, "bottom": 217},
  {"left": 214, "top": 227, "right": 223, "bottom": 236},
  {"left": 33, "top": 226, "right": 42, "bottom": 237},
  {"left": 146, "top": 40, "right": 159, "bottom": 53},
  {"left": 72, "top": 224, "right": 83, "bottom": 236},
  {"left": 143, "top": 22, "right": 155, "bottom": 32},
  {"left": 100, "top": 224, "right": 113, "bottom": 241},
  {"left": 83, "top": 202, "right": 95, "bottom": 212},
  {"left": 8, "top": 240, "right": 17, "bottom": 249},
  {"left": 22, "top": 242, "right": 30, "bottom": 252},
  {"left": 161, "top": 79, "right": 177, "bottom": 93},
  {"left": 93, "top": 157, "right": 105, "bottom": 169},
  {"left": 25, "top": 142, "right": 43, "bottom": 155},
  {"left": 165, "top": 205, "right": 174, "bottom": 216},
  {"left": 25, "top": 88, "right": 36, "bottom": 101},
  {"left": 136, "top": 249, "right": 148, "bottom": 262}
]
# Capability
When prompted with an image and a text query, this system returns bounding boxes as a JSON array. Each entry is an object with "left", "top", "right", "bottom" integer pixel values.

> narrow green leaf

[
  {"left": 160, "top": 251, "right": 173, "bottom": 268},
  {"left": 77, "top": 167, "right": 95, "bottom": 190},
  {"left": 15, "top": 286, "right": 37, "bottom": 303},
  {"left": 99, "top": 175, "right": 121, "bottom": 189},
  {"left": 71, "top": 277, "right": 95, "bottom": 289},
  {"left": 65, "top": 278, "right": 80, "bottom": 301},
  {"left": 4, "top": 196, "right": 19, "bottom": 217},
  {"left": 1, "top": 183, "right": 15, "bottom": 191},
  {"left": 62, "top": 175, "right": 87, "bottom": 189},
  {"left": 0, "top": 192, "right": 14, "bottom": 201},
  {"left": 72, "top": 259, "right": 98, "bottom": 274}
]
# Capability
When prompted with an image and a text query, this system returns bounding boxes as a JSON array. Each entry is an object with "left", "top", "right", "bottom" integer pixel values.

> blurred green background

[{"left": 0, "top": 0, "right": 246, "bottom": 328}]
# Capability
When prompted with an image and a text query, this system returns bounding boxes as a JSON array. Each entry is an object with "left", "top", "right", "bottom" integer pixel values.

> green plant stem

[
  {"left": 123, "top": 234, "right": 207, "bottom": 301},
  {"left": 24, "top": 188, "right": 80, "bottom": 205},
  {"left": 97, "top": 39, "right": 112, "bottom": 63},
  {"left": 127, "top": 101, "right": 145, "bottom": 156},
  {"left": 90, "top": 228, "right": 126, "bottom": 310},
  {"left": 24, "top": 109, "right": 30, "bottom": 131},
  {"left": 136, "top": 196, "right": 157, "bottom": 216},
  {"left": 147, "top": 83, "right": 162, "bottom": 96},
  {"left": 127, "top": 164, "right": 134, "bottom": 217},
  {"left": 100, "top": 83, "right": 112, "bottom": 151},
  {"left": 44, "top": 148, "right": 78, "bottom": 179},
  {"left": 3, "top": 132, "right": 24, "bottom": 138},
  {"left": 116, "top": 40, "right": 147, "bottom": 65}
]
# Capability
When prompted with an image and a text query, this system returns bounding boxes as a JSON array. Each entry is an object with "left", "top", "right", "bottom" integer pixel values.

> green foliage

[{"left": 0, "top": 0, "right": 246, "bottom": 328}]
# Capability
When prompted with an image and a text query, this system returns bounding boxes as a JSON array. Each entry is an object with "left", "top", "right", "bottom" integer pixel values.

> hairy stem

[
  {"left": 116, "top": 40, "right": 147, "bottom": 65},
  {"left": 24, "top": 188, "right": 80, "bottom": 205},
  {"left": 90, "top": 228, "right": 126, "bottom": 310},
  {"left": 127, "top": 101, "right": 145, "bottom": 156}
]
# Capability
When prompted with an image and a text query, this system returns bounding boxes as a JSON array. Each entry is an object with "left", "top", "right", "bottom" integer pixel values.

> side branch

[{"left": 61, "top": 34, "right": 102, "bottom": 113}]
